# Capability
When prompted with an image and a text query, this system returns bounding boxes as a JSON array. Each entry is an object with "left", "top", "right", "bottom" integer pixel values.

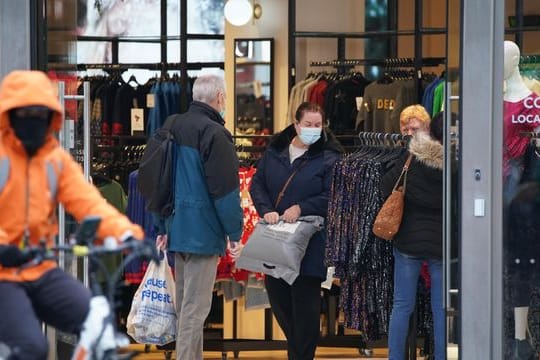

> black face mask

[{"left": 9, "top": 107, "right": 52, "bottom": 157}]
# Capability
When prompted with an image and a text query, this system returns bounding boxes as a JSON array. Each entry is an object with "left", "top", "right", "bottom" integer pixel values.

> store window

[
  {"left": 77, "top": 0, "right": 177, "bottom": 64},
  {"left": 364, "top": 0, "right": 393, "bottom": 80},
  {"left": 502, "top": 1, "right": 540, "bottom": 358},
  {"left": 187, "top": 0, "right": 224, "bottom": 34},
  {"left": 47, "top": 0, "right": 224, "bottom": 82}
]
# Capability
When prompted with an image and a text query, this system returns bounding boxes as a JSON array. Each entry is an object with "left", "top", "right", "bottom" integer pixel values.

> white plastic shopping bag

[{"left": 127, "top": 252, "right": 177, "bottom": 345}]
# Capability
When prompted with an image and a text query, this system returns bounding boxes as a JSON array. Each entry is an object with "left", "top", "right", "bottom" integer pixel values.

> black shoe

[{"left": 513, "top": 339, "right": 537, "bottom": 360}]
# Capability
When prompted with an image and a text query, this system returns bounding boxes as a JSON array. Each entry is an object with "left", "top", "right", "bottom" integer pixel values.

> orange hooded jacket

[{"left": 0, "top": 70, "right": 144, "bottom": 282}]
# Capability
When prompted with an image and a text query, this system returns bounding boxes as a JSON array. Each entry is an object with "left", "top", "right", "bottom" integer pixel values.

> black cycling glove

[{"left": 0, "top": 245, "right": 32, "bottom": 267}]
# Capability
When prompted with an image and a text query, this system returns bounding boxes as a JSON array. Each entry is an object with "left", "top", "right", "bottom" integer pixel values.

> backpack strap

[{"left": 162, "top": 114, "right": 181, "bottom": 142}]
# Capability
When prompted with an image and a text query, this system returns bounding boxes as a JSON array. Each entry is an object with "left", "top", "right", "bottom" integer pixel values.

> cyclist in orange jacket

[{"left": 0, "top": 70, "right": 144, "bottom": 359}]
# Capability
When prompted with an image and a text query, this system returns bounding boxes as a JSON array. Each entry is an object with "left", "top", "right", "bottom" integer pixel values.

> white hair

[{"left": 192, "top": 74, "right": 225, "bottom": 103}]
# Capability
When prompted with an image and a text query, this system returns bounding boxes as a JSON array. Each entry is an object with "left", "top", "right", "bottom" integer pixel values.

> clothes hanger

[{"left": 127, "top": 74, "right": 141, "bottom": 87}]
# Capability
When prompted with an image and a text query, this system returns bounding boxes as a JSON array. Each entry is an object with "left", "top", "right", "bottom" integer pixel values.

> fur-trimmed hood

[
  {"left": 269, "top": 124, "right": 344, "bottom": 156},
  {"left": 409, "top": 131, "right": 443, "bottom": 170}
]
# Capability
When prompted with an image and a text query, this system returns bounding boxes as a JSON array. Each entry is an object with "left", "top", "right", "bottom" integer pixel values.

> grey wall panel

[
  {"left": 0, "top": 0, "right": 31, "bottom": 80},
  {"left": 459, "top": 0, "right": 504, "bottom": 358}
]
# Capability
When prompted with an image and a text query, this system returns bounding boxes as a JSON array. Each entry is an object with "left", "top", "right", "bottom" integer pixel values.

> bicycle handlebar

[
  {"left": 56, "top": 239, "right": 159, "bottom": 261},
  {"left": 19, "top": 238, "right": 160, "bottom": 271}
]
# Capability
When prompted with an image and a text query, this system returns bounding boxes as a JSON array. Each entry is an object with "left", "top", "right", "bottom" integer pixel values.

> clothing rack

[
  {"left": 332, "top": 131, "right": 433, "bottom": 360},
  {"left": 357, "top": 131, "right": 410, "bottom": 147},
  {"left": 46, "top": 0, "right": 225, "bottom": 117},
  {"left": 519, "top": 54, "right": 540, "bottom": 66},
  {"left": 289, "top": 0, "right": 447, "bottom": 104},
  {"left": 91, "top": 136, "right": 147, "bottom": 191},
  {"left": 48, "top": 62, "right": 224, "bottom": 74},
  {"left": 310, "top": 57, "right": 445, "bottom": 70}
]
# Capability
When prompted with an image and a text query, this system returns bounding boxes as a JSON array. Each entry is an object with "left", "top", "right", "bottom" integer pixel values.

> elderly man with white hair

[{"left": 153, "top": 74, "right": 244, "bottom": 360}]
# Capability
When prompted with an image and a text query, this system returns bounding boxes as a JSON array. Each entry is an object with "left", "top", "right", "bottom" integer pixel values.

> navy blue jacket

[
  {"left": 249, "top": 125, "right": 343, "bottom": 279},
  {"left": 163, "top": 101, "right": 243, "bottom": 255}
]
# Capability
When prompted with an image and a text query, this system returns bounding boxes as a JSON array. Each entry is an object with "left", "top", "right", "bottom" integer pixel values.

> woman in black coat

[
  {"left": 381, "top": 112, "right": 444, "bottom": 360},
  {"left": 249, "top": 102, "right": 343, "bottom": 360}
]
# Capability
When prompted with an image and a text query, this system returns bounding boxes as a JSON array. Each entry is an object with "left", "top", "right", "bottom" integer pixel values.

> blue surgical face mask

[
  {"left": 219, "top": 109, "right": 226, "bottom": 119},
  {"left": 298, "top": 127, "right": 322, "bottom": 145}
]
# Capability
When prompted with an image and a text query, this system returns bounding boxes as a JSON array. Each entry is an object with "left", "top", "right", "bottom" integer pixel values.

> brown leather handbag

[{"left": 372, "top": 154, "right": 413, "bottom": 241}]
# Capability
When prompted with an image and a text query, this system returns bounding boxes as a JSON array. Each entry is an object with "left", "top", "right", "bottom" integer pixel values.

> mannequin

[
  {"left": 503, "top": 40, "right": 539, "bottom": 177},
  {"left": 504, "top": 40, "right": 533, "bottom": 102},
  {"left": 503, "top": 40, "right": 540, "bottom": 359}
]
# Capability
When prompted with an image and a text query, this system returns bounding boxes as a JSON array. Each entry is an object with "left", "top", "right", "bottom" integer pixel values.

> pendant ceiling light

[{"left": 224, "top": 0, "right": 253, "bottom": 26}]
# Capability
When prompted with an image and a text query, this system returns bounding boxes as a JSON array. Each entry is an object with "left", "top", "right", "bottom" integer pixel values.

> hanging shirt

[
  {"left": 422, "top": 77, "right": 443, "bottom": 116},
  {"left": 356, "top": 80, "right": 415, "bottom": 133},
  {"left": 432, "top": 81, "right": 446, "bottom": 117},
  {"left": 324, "top": 76, "right": 370, "bottom": 135}
]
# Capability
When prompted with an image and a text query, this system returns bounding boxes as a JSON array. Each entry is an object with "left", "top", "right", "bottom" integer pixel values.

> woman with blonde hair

[
  {"left": 383, "top": 106, "right": 445, "bottom": 359},
  {"left": 399, "top": 104, "right": 431, "bottom": 136}
]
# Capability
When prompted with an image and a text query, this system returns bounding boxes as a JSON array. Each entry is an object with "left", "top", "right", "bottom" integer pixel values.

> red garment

[
  {"left": 216, "top": 167, "right": 262, "bottom": 283},
  {"left": 503, "top": 94, "right": 539, "bottom": 177},
  {"left": 309, "top": 80, "right": 328, "bottom": 109}
]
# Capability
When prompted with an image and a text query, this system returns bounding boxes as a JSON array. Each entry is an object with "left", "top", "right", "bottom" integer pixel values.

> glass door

[
  {"left": 444, "top": 1, "right": 460, "bottom": 358},
  {"left": 502, "top": 1, "right": 540, "bottom": 358},
  {"left": 457, "top": 0, "right": 540, "bottom": 358}
]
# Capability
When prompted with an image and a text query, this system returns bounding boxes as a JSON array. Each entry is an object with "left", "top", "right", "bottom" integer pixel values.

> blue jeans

[{"left": 388, "top": 248, "right": 445, "bottom": 360}]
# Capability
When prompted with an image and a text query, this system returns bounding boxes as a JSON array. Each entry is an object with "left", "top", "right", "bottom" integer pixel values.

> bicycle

[{"left": 1, "top": 216, "right": 159, "bottom": 360}]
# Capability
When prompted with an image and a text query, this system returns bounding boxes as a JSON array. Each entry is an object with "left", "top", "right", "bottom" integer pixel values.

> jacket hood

[
  {"left": 0, "top": 71, "right": 63, "bottom": 133},
  {"left": 409, "top": 131, "right": 443, "bottom": 170},
  {"left": 269, "top": 124, "right": 344, "bottom": 156}
]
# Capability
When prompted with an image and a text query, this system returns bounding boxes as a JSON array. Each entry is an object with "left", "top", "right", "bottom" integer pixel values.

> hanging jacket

[
  {"left": 0, "top": 70, "right": 144, "bottom": 282},
  {"left": 162, "top": 101, "right": 243, "bottom": 255},
  {"left": 250, "top": 124, "right": 343, "bottom": 279},
  {"left": 381, "top": 131, "right": 443, "bottom": 260}
]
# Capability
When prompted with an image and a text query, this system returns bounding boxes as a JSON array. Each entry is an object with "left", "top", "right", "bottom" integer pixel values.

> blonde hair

[{"left": 399, "top": 104, "right": 431, "bottom": 128}]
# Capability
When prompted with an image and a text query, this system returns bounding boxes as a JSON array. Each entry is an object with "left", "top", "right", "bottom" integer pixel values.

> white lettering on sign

[
  {"left": 511, "top": 114, "right": 540, "bottom": 123},
  {"left": 524, "top": 97, "right": 540, "bottom": 109}
]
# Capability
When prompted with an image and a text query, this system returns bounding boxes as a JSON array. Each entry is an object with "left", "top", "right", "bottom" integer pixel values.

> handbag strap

[
  {"left": 274, "top": 159, "right": 308, "bottom": 208},
  {"left": 392, "top": 153, "right": 414, "bottom": 192}
]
